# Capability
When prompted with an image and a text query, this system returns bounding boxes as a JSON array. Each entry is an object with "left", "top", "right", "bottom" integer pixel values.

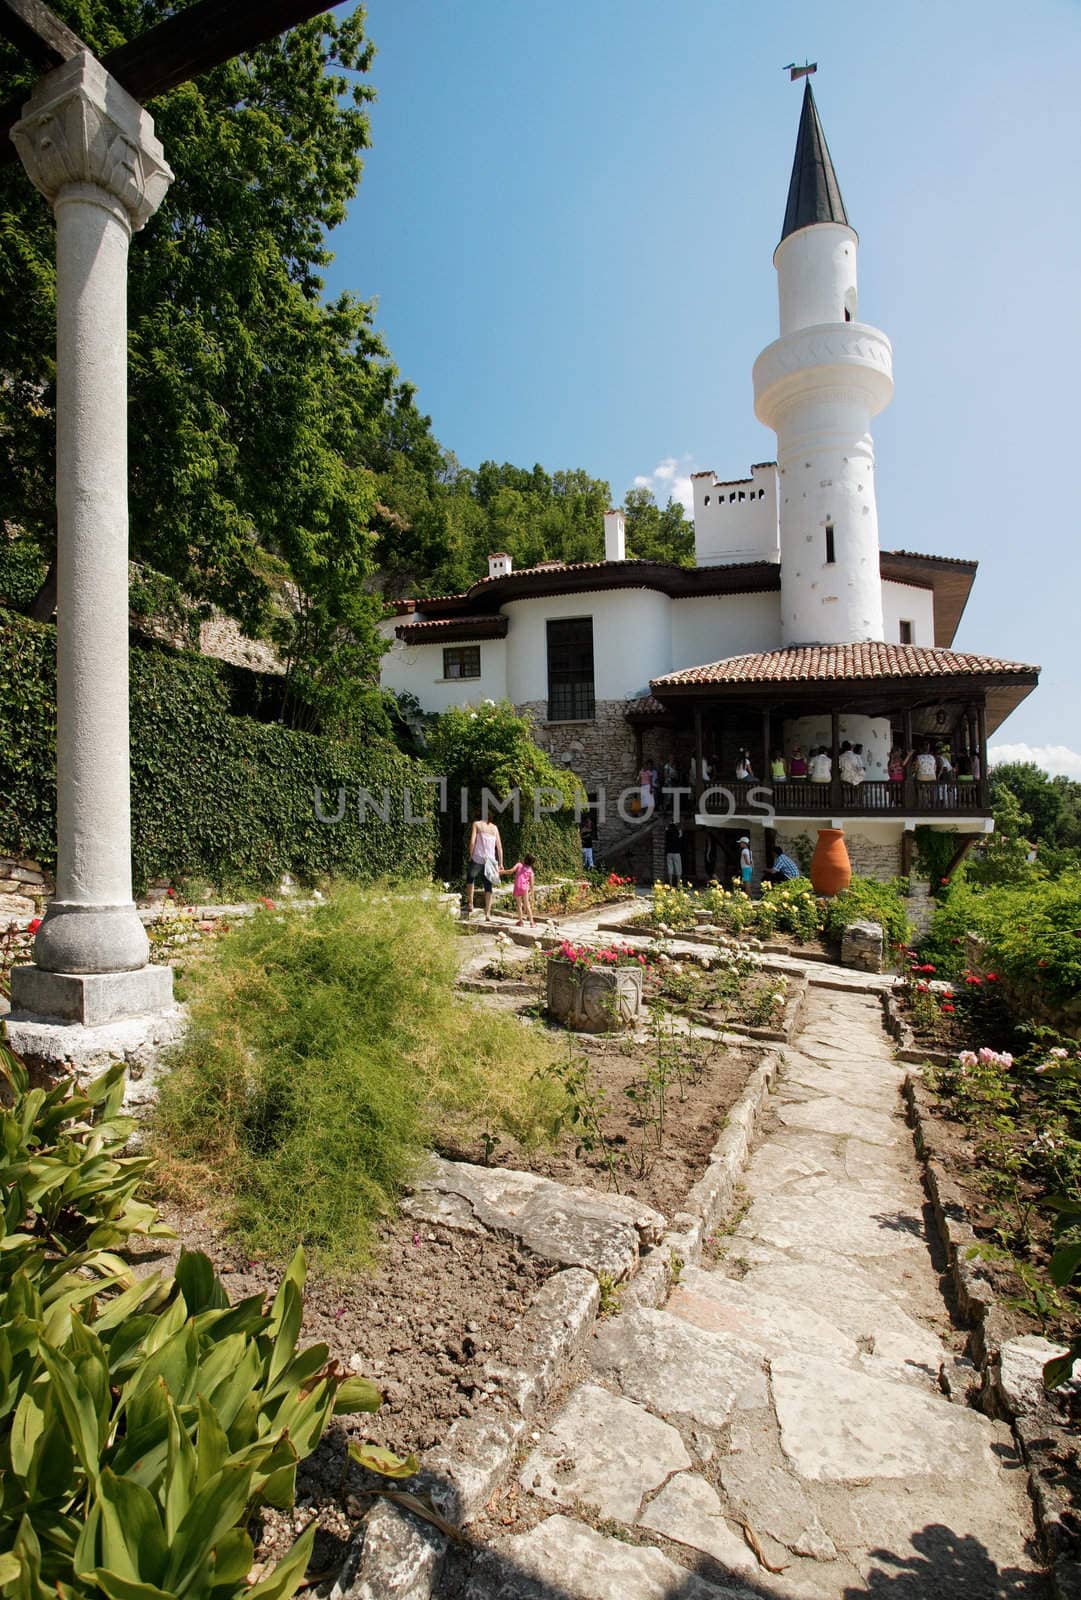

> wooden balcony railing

[{"left": 696, "top": 777, "right": 990, "bottom": 820}]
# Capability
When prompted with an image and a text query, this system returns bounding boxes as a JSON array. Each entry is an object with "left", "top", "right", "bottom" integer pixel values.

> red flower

[
  {"left": 941, "top": 1003, "right": 955, "bottom": 1013},
  {"left": 166, "top": 888, "right": 175, "bottom": 898},
  {"left": 27, "top": 917, "right": 41, "bottom": 935},
  {"left": 985, "top": 972, "right": 999, "bottom": 982},
  {"left": 919, "top": 963, "right": 936, "bottom": 974},
  {"left": 916, "top": 981, "right": 929, "bottom": 993}
]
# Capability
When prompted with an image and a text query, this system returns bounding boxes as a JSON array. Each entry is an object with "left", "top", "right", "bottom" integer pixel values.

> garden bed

[
  {"left": 438, "top": 1031, "right": 763, "bottom": 1222},
  {"left": 130, "top": 1206, "right": 554, "bottom": 1580}
]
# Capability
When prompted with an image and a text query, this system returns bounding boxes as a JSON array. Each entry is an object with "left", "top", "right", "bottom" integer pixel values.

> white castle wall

[
  {"left": 671, "top": 592, "right": 782, "bottom": 671},
  {"left": 881, "top": 580, "right": 935, "bottom": 646},
  {"left": 378, "top": 621, "right": 509, "bottom": 712},
  {"left": 692, "top": 463, "right": 780, "bottom": 566},
  {"left": 504, "top": 588, "right": 672, "bottom": 707},
  {"left": 775, "top": 222, "right": 858, "bottom": 334}
]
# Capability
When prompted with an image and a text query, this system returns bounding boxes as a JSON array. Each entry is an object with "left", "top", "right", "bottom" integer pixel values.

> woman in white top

[
  {"left": 735, "top": 750, "right": 755, "bottom": 782},
  {"left": 914, "top": 744, "right": 938, "bottom": 784},
  {"left": 809, "top": 747, "right": 832, "bottom": 783},
  {"left": 464, "top": 811, "right": 503, "bottom": 919}
]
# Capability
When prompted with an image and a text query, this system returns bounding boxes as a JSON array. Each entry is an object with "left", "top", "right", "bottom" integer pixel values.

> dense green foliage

[
  {"left": 0, "top": 1045, "right": 393, "bottom": 1600},
  {"left": 921, "top": 871, "right": 1081, "bottom": 1008},
  {"left": 152, "top": 887, "right": 565, "bottom": 1267},
  {"left": 0, "top": 611, "right": 435, "bottom": 892},
  {"left": 0, "top": 2, "right": 695, "bottom": 728},
  {"left": 649, "top": 874, "right": 909, "bottom": 948},
  {"left": 819, "top": 876, "right": 911, "bottom": 948},
  {"left": 424, "top": 700, "right": 584, "bottom": 879}
]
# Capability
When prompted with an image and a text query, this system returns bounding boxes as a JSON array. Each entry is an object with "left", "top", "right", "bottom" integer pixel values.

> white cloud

[
  {"left": 989, "top": 743, "right": 1081, "bottom": 780},
  {"left": 630, "top": 454, "right": 697, "bottom": 518}
]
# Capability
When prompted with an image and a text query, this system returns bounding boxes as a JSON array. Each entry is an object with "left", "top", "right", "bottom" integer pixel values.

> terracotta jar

[{"left": 811, "top": 827, "right": 852, "bottom": 896}]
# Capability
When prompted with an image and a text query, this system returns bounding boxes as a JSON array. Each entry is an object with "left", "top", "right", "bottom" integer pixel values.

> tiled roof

[
  {"left": 623, "top": 695, "right": 669, "bottom": 718},
  {"left": 652, "top": 643, "right": 1039, "bottom": 690},
  {"left": 395, "top": 615, "right": 508, "bottom": 643},
  {"left": 880, "top": 549, "right": 977, "bottom": 569}
]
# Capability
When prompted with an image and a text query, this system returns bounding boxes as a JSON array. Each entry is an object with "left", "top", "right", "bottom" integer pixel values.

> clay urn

[{"left": 811, "top": 827, "right": 852, "bottom": 896}]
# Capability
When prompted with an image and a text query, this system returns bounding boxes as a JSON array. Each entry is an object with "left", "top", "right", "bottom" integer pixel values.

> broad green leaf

[
  {"left": 333, "top": 1376, "right": 382, "bottom": 1415},
  {"left": 346, "top": 1441, "right": 420, "bottom": 1480},
  {"left": 97, "top": 1468, "right": 167, "bottom": 1586},
  {"left": 10, "top": 1389, "right": 45, "bottom": 1477},
  {"left": 162, "top": 1465, "right": 255, "bottom": 1594},
  {"left": 1050, "top": 1240, "right": 1081, "bottom": 1287},
  {"left": 164, "top": 1395, "right": 197, "bottom": 1543},
  {"left": 39, "top": 1344, "right": 103, "bottom": 1481},
  {"left": 174, "top": 1250, "right": 228, "bottom": 1317},
  {"left": 207, "top": 1528, "right": 254, "bottom": 1585},
  {"left": 91, "top": 1571, "right": 174, "bottom": 1600}
]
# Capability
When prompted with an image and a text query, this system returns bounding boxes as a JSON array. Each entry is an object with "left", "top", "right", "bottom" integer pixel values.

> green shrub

[
  {"left": 0, "top": 610, "right": 436, "bottom": 892},
  {"left": 819, "top": 876, "right": 910, "bottom": 948},
  {"left": 152, "top": 885, "right": 565, "bottom": 1268},
  {"left": 0, "top": 1043, "right": 397, "bottom": 1600},
  {"left": 922, "top": 871, "right": 1081, "bottom": 1008}
]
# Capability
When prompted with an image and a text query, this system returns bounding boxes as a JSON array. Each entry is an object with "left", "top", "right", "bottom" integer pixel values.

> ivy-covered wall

[{"left": 0, "top": 612, "right": 435, "bottom": 891}]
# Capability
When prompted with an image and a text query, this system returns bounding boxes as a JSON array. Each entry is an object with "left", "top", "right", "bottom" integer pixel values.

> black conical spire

[{"left": 780, "top": 79, "right": 849, "bottom": 242}]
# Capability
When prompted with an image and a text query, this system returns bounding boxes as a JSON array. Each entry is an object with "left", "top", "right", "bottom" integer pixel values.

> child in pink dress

[{"left": 503, "top": 854, "right": 536, "bottom": 926}]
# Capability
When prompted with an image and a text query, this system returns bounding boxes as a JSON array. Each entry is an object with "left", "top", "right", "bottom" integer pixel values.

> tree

[
  {"left": 622, "top": 486, "right": 694, "bottom": 565},
  {"left": 989, "top": 762, "right": 1065, "bottom": 846},
  {"left": 0, "top": 1, "right": 435, "bottom": 731}
]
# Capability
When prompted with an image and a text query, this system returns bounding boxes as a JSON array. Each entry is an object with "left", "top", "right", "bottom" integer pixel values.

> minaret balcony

[{"left": 754, "top": 321, "right": 893, "bottom": 429}]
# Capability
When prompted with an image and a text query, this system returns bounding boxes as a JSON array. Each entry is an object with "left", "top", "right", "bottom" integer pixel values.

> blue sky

[{"left": 324, "top": 0, "right": 1081, "bottom": 773}]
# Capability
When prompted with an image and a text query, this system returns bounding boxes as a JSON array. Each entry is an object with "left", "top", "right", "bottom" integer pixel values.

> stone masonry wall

[
  {"left": 517, "top": 699, "right": 646, "bottom": 851},
  {"left": 0, "top": 855, "right": 53, "bottom": 919},
  {"left": 842, "top": 831, "right": 904, "bottom": 883}
]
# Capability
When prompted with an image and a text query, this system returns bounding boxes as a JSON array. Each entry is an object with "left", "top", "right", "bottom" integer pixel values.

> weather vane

[{"left": 783, "top": 61, "right": 817, "bottom": 81}]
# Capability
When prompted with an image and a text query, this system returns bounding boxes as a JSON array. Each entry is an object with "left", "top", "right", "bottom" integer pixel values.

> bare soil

[
  {"left": 438, "top": 1027, "right": 759, "bottom": 1220},
  {"left": 130, "top": 1208, "right": 552, "bottom": 1577}
]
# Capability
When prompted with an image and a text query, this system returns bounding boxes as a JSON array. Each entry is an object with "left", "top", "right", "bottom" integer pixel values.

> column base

[{"left": 8, "top": 962, "right": 173, "bottom": 1025}]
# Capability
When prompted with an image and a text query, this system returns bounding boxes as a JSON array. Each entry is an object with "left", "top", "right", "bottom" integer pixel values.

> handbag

[{"left": 483, "top": 858, "right": 500, "bottom": 889}]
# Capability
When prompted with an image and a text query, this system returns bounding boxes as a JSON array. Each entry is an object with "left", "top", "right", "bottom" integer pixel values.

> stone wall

[
  {"left": 517, "top": 699, "right": 645, "bottom": 852},
  {"left": 0, "top": 855, "right": 53, "bottom": 919},
  {"left": 841, "top": 831, "right": 904, "bottom": 883}
]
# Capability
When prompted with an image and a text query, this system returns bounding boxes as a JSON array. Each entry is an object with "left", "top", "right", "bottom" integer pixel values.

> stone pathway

[{"left": 465, "top": 985, "right": 1047, "bottom": 1598}]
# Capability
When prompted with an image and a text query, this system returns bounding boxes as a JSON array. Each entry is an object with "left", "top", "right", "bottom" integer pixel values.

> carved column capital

[{"left": 12, "top": 50, "right": 173, "bottom": 231}]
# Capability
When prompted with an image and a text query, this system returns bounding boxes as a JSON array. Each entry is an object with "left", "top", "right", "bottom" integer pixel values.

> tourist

[
  {"left": 664, "top": 820, "right": 683, "bottom": 887},
  {"left": 580, "top": 813, "right": 595, "bottom": 870},
  {"left": 914, "top": 742, "right": 938, "bottom": 784},
  {"left": 788, "top": 745, "right": 808, "bottom": 778},
  {"left": 502, "top": 853, "right": 536, "bottom": 926},
  {"left": 463, "top": 808, "right": 503, "bottom": 919},
  {"left": 637, "top": 762, "right": 654, "bottom": 814},
  {"left": 689, "top": 752, "right": 711, "bottom": 787},
  {"left": 809, "top": 746, "right": 832, "bottom": 784},
  {"left": 764, "top": 846, "right": 800, "bottom": 884},
  {"left": 887, "top": 746, "right": 908, "bottom": 807},
  {"left": 852, "top": 743, "right": 867, "bottom": 783},
  {"left": 736, "top": 749, "right": 756, "bottom": 781},
  {"left": 738, "top": 835, "right": 754, "bottom": 890},
  {"left": 839, "top": 741, "right": 865, "bottom": 786},
  {"left": 770, "top": 749, "right": 787, "bottom": 783},
  {"left": 937, "top": 744, "right": 955, "bottom": 804}
]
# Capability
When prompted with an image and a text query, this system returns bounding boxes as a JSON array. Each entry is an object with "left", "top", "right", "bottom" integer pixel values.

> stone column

[{"left": 9, "top": 53, "right": 174, "bottom": 1025}]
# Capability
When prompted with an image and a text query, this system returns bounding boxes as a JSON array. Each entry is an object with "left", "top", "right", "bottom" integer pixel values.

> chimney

[
  {"left": 487, "top": 552, "right": 512, "bottom": 579},
  {"left": 604, "top": 509, "right": 626, "bottom": 562}
]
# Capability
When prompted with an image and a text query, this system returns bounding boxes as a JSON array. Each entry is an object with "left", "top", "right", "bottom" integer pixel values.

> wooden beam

[
  {"left": 939, "top": 833, "right": 978, "bottom": 887},
  {"left": 0, "top": 0, "right": 86, "bottom": 69},
  {"left": 1, "top": 0, "right": 345, "bottom": 161}
]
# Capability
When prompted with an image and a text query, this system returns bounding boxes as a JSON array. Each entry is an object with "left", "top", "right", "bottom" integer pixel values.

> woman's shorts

[{"left": 466, "top": 860, "right": 489, "bottom": 884}]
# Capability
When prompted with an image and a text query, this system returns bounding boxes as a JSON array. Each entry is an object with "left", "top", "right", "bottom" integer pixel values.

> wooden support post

[
  {"left": 762, "top": 705, "right": 771, "bottom": 788},
  {"left": 693, "top": 705, "right": 704, "bottom": 807},
  {"left": 976, "top": 699, "right": 989, "bottom": 807},
  {"left": 901, "top": 828, "right": 914, "bottom": 879},
  {"left": 903, "top": 706, "right": 915, "bottom": 812}
]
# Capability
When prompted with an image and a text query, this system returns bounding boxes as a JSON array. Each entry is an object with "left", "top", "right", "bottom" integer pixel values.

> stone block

[
  {"left": 0, "top": 893, "right": 36, "bottom": 915},
  {"left": 840, "top": 919, "right": 884, "bottom": 973},
  {"left": 9, "top": 962, "right": 174, "bottom": 1025}
]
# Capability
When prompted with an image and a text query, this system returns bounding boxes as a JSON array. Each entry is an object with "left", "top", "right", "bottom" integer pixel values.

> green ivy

[{"left": 0, "top": 611, "right": 435, "bottom": 892}]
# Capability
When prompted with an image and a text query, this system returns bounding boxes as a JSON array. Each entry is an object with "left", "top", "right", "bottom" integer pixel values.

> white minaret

[{"left": 753, "top": 81, "right": 893, "bottom": 646}]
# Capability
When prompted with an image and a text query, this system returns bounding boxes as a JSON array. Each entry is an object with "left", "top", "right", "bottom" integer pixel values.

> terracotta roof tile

[
  {"left": 395, "top": 615, "right": 508, "bottom": 643},
  {"left": 652, "top": 642, "right": 1039, "bottom": 690}
]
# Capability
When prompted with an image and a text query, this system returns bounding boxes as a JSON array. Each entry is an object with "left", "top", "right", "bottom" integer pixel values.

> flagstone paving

[{"left": 466, "top": 985, "right": 1048, "bottom": 1598}]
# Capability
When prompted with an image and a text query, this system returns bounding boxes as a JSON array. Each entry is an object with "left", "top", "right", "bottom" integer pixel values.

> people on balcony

[
  {"left": 770, "top": 749, "right": 788, "bottom": 783},
  {"left": 736, "top": 749, "right": 756, "bottom": 781},
  {"left": 838, "top": 741, "right": 866, "bottom": 786},
  {"left": 788, "top": 745, "right": 808, "bottom": 778},
  {"left": 809, "top": 747, "right": 832, "bottom": 783}
]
